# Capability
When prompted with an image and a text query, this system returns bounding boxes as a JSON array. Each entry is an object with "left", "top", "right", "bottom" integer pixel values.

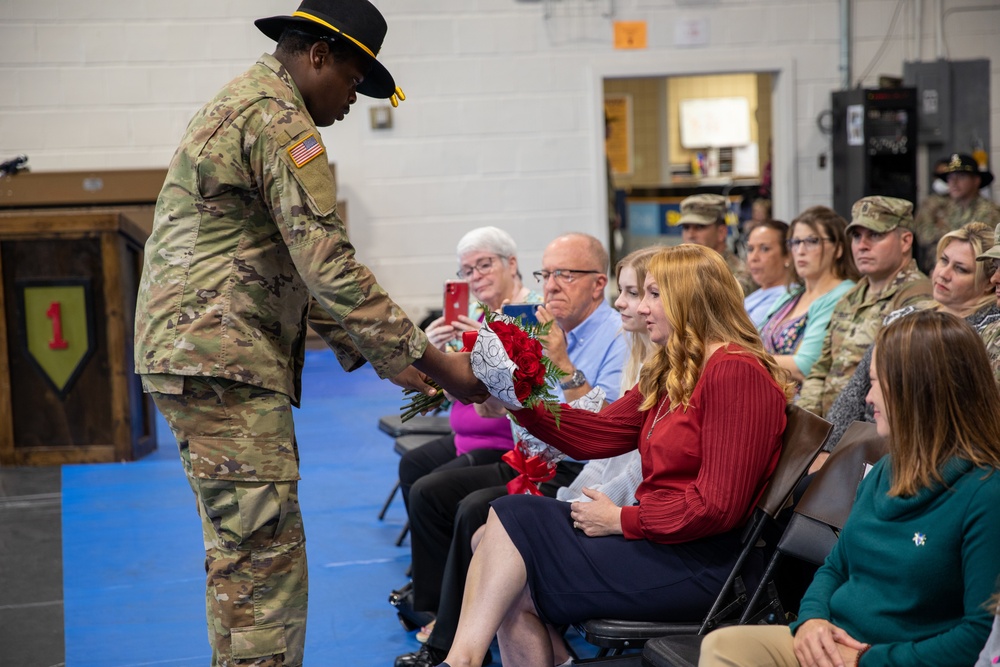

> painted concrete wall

[{"left": 1, "top": 0, "right": 998, "bottom": 318}]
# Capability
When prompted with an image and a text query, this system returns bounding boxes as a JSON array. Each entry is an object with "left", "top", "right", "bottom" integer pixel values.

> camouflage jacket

[
  {"left": 914, "top": 195, "right": 1000, "bottom": 256},
  {"left": 725, "top": 250, "right": 756, "bottom": 297},
  {"left": 796, "top": 259, "right": 931, "bottom": 416},
  {"left": 134, "top": 54, "right": 426, "bottom": 404},
  {"left": 979, "top": 313, "right": 1000, "bottom": 387}
]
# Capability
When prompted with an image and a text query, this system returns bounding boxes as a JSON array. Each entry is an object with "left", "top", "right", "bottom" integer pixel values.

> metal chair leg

[
  {"left": 379, "top": 480, "right": 400, "bottom": 521},
  {"left": 395, "top": 521, "right": 410, "bottom": 546}
]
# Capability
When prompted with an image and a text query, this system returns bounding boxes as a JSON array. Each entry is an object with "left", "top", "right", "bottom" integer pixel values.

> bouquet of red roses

[
  {"left": 469, "top": 311, "right": 566, "bottom": 417},
  {"left": 399, "top": 306, "right": 565, "bottom": 422}
]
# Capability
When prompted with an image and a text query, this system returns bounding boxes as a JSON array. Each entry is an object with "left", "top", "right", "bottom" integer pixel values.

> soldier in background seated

[
  {"left": 678, "top": 193, "right": 757, "bottom": 296},
  {"left": 796, "top": 196, "right": 930, "bottom": 417},
  {"left": 914, "top": 153, "right": 1000, "bottom": 273}
]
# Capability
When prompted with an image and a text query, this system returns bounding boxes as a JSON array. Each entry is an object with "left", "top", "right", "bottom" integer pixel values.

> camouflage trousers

[{"left": 145, "top": 375, "right": 306, "bottom": 667}]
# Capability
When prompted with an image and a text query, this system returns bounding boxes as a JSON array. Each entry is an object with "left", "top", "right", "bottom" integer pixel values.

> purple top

[{"left": 450, "top": 402, "right": 515, "bottom": 456}]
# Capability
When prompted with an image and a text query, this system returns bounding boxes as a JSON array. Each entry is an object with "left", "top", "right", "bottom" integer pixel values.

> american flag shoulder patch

[{"left": 288, "top": 134, "right": 325, "bottom": 168}]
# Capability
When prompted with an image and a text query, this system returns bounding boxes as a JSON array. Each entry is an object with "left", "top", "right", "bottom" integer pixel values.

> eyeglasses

[
  {"left": 787, "top": 236, "right": 834, "bottom": 251},
  {"left": 532, "top": 269, "right": 602, "bottom": 284},
  {"left": 456, "top": 256, "right": 499, "bottom": 279},
  {"left": 985, "top": 257, "right": 1000, "bottom": 277}
]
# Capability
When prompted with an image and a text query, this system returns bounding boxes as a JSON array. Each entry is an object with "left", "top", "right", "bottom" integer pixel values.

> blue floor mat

[
  {"left": 62, "top": 349, "right": 595, "bottom": 666},
  {"left": 62, "top": 350, "right": 424, "bottom": 666}
]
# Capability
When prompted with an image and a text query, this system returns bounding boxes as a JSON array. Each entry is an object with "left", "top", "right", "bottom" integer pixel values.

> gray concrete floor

[{"left": 0, "top": 465, "right": 65, "bottom": 667}]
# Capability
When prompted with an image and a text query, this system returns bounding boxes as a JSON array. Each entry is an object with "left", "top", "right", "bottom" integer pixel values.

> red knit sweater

[{"left": 515, "top": 344, "right": 786, "bottom": 543}]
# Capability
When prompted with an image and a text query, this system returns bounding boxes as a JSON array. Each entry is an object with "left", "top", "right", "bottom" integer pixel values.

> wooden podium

[{"left": 0, "top": 209, "right": 156, "bottom": 465}]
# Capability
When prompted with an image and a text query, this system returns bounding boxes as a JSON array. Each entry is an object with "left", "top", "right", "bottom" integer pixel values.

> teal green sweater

[{"left": 790, "top": 457, "right": 1000, "bottom": 666}]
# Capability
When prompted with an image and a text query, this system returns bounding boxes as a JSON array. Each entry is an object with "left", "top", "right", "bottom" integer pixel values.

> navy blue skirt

[{"left": 491, "top": 494, "right": 751, "bottom": 626}]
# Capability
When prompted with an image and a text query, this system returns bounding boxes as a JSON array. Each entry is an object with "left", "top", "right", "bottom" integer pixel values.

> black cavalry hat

[
  {"left": 937, "top": 153, "right": 994, "bottom": 188},
  {"left": 256, "top": 0, "right": 400, "bottom": 102}
]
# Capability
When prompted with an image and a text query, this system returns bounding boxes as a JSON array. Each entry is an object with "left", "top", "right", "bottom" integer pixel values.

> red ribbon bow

[
  {"left": 503, "top": 446, "right": 556, "bottom": 496},
  {"left": 461, "top": 330, "right": 479, "bottom": 352}
]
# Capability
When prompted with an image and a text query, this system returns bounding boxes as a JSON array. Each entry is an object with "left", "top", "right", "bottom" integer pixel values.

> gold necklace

[{"left": 647, "top": 395, "right": 671, "bottom": 438}]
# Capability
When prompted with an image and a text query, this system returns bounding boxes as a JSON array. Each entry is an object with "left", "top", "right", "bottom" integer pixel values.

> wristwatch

[{"left": 560, "top": 369, "right": 587, "bottom": 390}]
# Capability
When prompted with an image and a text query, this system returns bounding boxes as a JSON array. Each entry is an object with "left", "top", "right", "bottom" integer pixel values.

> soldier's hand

[
  {"left": 389, "top": 366, "right": 438, "bottom": 397},
  {"left": 413, "top": 346, "right": 488, "bottom": 404}
]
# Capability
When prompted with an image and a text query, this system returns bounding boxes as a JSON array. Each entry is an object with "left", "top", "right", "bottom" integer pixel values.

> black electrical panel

[{"left": 831, "top": 88, "right": 918, "bottom": 219}]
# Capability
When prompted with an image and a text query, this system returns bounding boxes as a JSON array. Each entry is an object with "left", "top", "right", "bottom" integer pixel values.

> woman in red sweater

[{"left": 437, "top": 244, "right": 794, "bottom": 667}]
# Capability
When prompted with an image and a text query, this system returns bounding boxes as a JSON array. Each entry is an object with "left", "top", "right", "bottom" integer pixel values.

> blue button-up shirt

[{"left": 556, "top": 300, "right": 627, "bottom": 403}]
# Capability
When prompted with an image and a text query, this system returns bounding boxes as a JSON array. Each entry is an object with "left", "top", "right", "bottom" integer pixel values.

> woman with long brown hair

[
  {"left": 758, "top": 206, "right": 859, "bottom": 382},
  {"left": 438, "top": 244, "right": 794, "bottom": 667},
  {"left": 701, "top": 310, "right": 1000, "bottom": 667}
]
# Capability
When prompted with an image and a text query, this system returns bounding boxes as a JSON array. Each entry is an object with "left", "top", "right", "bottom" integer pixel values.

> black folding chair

[
  {"left": 376, "top": 414, "right": 452, "bottom": 546},
  {"left": 641, "top": 420, "right": 887, "bottom": 667},
  {"left": 577, "top": 405, "right": 832, "bottom": 659}
]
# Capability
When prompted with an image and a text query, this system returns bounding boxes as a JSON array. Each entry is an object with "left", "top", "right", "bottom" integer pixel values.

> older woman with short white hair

[
  {"left": 399, "top": 227, "right": 541, "bottom": 511},
  {"left": 426, "top": 226, "right": 539, "bottom": 350}
]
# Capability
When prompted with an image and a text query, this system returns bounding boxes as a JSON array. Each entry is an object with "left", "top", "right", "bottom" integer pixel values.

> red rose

[
  {"left": 490, "top": 321, "right": 517, "bottom": 356},
  {"left": 510, "top": 332, "right": 533, "bottom": 355},
  {"left": 516, "top": 353, "right": 542, "bottom": 383},
  {"left": 532, "top": 359, "right": 548, "bottom": 384},
  {"left": 514, "top": 378, "right": 533, "bottom": 402}
]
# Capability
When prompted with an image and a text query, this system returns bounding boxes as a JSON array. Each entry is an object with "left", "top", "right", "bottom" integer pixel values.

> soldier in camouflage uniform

[
  {"left": 977, "top": 223, "right": 1000, "bottom": 386},
  {"left": 797, "top": 196, "right": 931, "bottom": 417},
  {"left": 914, "top": 153, "right": 1000, "bottom": 273},
  {"left": 133, "top": 2, "right": 485, "bottom": 665},
  {"left": 677, "top": 193, "right": 756, "bottom": 296}
]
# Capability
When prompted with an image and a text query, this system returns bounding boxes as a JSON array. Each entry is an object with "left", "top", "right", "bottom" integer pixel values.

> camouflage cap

[
  {"left": 976, "top": 223, "right": 1000, "bottom": 261},
  {"left": 678, "top": 194, "right": 727, "bottom": 226},
  {"left": 846, "top": 196, "right": 914, "bottom": 233}
]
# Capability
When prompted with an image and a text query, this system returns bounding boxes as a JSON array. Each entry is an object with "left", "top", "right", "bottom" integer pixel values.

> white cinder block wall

[{"left": 1, "top": 0, "right": 999, "bottom": 319}]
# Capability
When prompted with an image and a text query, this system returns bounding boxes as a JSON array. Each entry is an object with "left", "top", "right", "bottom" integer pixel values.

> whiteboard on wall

[{"left": 679, "top": 97, "right": 751, "bottom": 148}]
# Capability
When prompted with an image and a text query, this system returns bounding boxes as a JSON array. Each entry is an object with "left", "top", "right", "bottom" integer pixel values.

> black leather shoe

[
  {"left": 389, "top": 582, "right": 435, "bottom": 632},
  {"left": 394, "top": 645, "right": 492, "bottom": 667},
  {"left": 394, "top": 645, "right": 443, "bottom": 667}
]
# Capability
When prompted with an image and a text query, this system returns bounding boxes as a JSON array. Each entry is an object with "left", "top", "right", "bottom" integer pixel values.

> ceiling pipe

[{"left": 840, "top": 0, "right": 852, "bottom": 89}]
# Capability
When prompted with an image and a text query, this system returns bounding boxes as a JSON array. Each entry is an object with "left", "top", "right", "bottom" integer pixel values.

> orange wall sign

[{"left": 614, "top": 21, "right": 647, "bottom": 50}]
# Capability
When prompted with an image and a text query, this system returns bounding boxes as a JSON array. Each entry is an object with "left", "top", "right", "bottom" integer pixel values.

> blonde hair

[
  {"left": 934, "top": 221, "right": 997, "bottom": 316},
  {"left": 875, "top": 310, "right": 1000, "bottom": 497},
  {"left": 615, "top": 247, "right": 658, "bottom": 389},
  {"left": 637, "top": 245, "right": 795, "bottom": 411}
]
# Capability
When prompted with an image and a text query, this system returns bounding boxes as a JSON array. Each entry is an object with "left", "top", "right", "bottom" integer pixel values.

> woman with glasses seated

[
  {"left": 399, "top": 227, "right": 541, "bottom": 511},
  {"left": 426, "top": 226, "right": 540, "bottom": 352},
  {"left": 759, "top": 206, "right": 859, "bottom": 383}
]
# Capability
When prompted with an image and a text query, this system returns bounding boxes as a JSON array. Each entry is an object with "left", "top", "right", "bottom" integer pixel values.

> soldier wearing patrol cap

[
  {"left": 797, "top": 196, "right": 931, "bottom": 417},
  {"left": 134, "top": 1, "right": 486, "bottom": 664},
  {"left": 914, "top": 153, "right": 1000, "bottom": 272},
  {"left": 976, "top": 223, "right": 1000, "bottom": 385},
  {"left": 677, "top": 193, "right": 756, "bottom": 296}
]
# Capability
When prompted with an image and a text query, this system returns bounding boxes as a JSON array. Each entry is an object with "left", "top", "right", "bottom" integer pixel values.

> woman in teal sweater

[
  {"left": 700, "top": 310, "right": 1000, "bottom": 666},
  {"left": 758, "top": 206, "right": 858, "bottom": 383}
]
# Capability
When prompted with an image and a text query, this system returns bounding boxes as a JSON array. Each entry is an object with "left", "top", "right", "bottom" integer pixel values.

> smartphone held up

[
  {"left": 444, "top": 280, "right": 469, "bottom": 324},
  {"left": 501, "top": 303, "right": 539, "bottom": 326}
]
